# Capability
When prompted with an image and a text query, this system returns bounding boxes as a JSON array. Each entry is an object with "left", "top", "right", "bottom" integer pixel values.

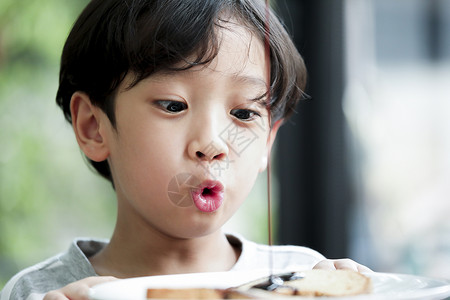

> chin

[{"left": 175, "top": 215, "right": 229, "bottom": 240}]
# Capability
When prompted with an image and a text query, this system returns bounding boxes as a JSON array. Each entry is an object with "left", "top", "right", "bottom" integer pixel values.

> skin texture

[
  {"left": 44, "top": 20, "right": 371, "bottom": 300},
  {"left": 71, "top": 22, "right": 278, "bottom": 278}
]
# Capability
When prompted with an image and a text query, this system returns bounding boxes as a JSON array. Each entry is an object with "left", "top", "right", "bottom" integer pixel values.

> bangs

[
  {"left": 57, "top": 0, "right": 307, "bottom": 182},
  {"left": 124, "top": 2, "right": 228, "bottom": 89},
  {"left": 57, "top": 0, "right": 306, "bottom": 124}
]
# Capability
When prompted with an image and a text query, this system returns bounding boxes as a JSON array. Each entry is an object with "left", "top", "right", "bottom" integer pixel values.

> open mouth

[
  {"left": 202, "top": 188, "right": 214, "bottom": 196},
  {"left": 191, "top": 180, "right": 224, "bottom": 213}
]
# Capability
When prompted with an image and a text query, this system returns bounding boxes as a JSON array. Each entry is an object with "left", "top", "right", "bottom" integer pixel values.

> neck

[{"left": 89, "top": 207, "right": 240, "bottom": 278}]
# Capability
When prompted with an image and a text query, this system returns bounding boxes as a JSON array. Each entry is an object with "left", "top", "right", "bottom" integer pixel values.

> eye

[
  {"left": 155, "top": 100, "right": 188, "bottom": 113},
  {"left": 230, "top": 108, "right": 260, "bottom": 121}
]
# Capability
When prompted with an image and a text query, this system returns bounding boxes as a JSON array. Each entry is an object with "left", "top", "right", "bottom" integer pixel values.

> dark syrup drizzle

[
  {"left": 253, "top": 272, "right": 305, "bottom": 291},
  {"left": 261, "top": 0, "right": 277, "bottom": 292},
  {"left": 254, "top": 1, "right": 306, "bottom": 293}
]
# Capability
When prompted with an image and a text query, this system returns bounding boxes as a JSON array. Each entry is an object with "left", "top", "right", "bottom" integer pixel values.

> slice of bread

[
  {"left": 147, "top": 288, "right": 226, "bottom": 299},
  {"left": 146, "top": 270, "right": 372, "bottom": 299},
  {"left": 146, "top": 288, "right": 253, "bottom": 299},
  {"left": 238, "top": 269, "right": 372, "bottom": 297},
  {"left": 282, "top": 269, "right": 372, "bottom": 297}
]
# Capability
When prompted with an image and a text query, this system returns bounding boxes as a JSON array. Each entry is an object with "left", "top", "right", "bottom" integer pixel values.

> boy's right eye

[{"left": 155, "top": 100, "right": 188, "bottom": 113}]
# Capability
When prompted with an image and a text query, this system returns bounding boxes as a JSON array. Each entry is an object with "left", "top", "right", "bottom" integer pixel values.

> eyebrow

[
  {"left": 231, "top": 74, "right": 269, "bottom": 104},
  {"left": 147, "top": 70, "right": 269, "bottom": 101},
  {"left": 156, "top": 70, "right": 267, "bottom": 87},
  {"left": 232, "top": 74, "right": 268, "bottom": 89}
]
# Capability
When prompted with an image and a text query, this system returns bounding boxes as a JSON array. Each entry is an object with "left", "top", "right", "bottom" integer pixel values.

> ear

[
  {"left": 70, "top": 92, "right": 110, "bottom": 162},
  {"left": 259, "top": 119, "right": 283, "bottom": 172}
]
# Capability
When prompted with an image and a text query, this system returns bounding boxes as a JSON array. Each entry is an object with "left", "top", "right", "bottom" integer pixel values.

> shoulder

[
  {"left": 1, "top": 253, "right": 70, "bottom": 300},
  {"left": 0, "top": 239, "right": 106, "bottom": 300},
  {"left": 227, "top": 233, "right": 325, "bottom": 272}
]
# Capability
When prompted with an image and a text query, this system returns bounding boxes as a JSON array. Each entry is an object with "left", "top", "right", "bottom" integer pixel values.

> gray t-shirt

[{"left": 0, "top": 234, "right": 324, "bottom": 300}]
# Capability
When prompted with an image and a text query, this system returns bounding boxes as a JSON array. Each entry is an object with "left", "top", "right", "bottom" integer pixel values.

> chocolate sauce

[
  {"left": 256, "top": 2, "right": 307, "bottom": 293},
  {"left": 279, "top": 272, "right": 305, "bottom": 281},
  {"left": 263, "top": 0, "right": 274, "bottom": 273},
  {"left": 253, "top": 275, "right": 283, "bottom": 291},
  {"left": 253, "top": 272, "right": 305, "bottom": 291},
  {"left": 260, "top": 0, "right": 306, "bottom": 293},
  {"left": 264, "top": 0, "right": 275, "bottom": 289}
]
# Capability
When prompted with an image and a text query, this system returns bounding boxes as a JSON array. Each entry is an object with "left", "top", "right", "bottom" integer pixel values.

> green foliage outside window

[
  {"left": 0, "top": 0, "right": 118, "bottom": 288},
  {"left": 0, "top": 0, "right": 272, "bottom": 289}
]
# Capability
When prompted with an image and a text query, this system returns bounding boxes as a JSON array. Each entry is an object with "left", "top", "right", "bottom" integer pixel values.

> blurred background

[{"left": 1, "top": 0, "right": 449, "bottom": 289}]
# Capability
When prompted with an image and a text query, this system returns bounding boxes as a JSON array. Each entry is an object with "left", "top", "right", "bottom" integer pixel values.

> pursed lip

[{"left": 190, "top": 180, "right": 225, "bottom": 213}]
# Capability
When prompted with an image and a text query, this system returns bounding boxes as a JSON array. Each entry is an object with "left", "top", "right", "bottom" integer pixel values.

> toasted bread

[
  {"left": 146, "top": 269, "right": 372, "bottom": 299},
  {"left": 146, "top": 288, "right": 226, "bottom": 299},
  {"left": 279, "top": 269, "right": 370, "bottom": 297}
]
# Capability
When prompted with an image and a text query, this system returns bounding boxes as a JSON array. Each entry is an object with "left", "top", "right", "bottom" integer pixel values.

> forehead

[
  {"left": 170, "top": 23, "right": 265, "bottom": 84},
  {"left": 120, "top": 20, "right": 268, "bottom": 93},
  {"left": 212, "top": 20, "right": 266, "bottom": 74}
]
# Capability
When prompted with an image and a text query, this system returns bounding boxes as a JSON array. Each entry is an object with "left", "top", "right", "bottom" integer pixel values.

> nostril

[
  {"left": 196, "top": 151, "right": 224, "bottom": 160},
  {"left": 196, "top": 151, "right": 205, "bottom": 159},
  {"left": 213, "top": 153, "right": 224, "bottom": 160}
]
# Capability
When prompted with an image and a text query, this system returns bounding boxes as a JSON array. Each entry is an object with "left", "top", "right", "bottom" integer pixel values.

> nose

[
  {"left": 195, "top": 147, "right": 226, "bottom": 161},
  {"left": 187, "top": 119, "right": 229, "bottom": 163}
]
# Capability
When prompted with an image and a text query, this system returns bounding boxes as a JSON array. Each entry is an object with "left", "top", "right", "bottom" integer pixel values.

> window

[{"left": 345, "top": 0, "right": 450, "bottom": 278}]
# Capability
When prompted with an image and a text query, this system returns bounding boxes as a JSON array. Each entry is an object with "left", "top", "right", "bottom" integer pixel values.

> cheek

[
  {"left": 228, "top": 137, "right": 267, "bottom": 188},
  {"left": 225, "top": 153, "right": 262, "bottom": 215},
  {"left": 109, "top": 126, "right": 184, "bottom": 198}
]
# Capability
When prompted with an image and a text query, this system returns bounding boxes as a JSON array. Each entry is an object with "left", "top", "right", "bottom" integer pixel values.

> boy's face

[{"left": 89, "top": 22, "right": 280, "bottom": 239}]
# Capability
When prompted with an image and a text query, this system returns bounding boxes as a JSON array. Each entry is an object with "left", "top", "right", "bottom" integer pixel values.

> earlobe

[
  {"left": 259, "top": 119, "right": 283, "bottom": 172},
  {"left": 71, "top": 92, "right": 110, "bottom": 162}
]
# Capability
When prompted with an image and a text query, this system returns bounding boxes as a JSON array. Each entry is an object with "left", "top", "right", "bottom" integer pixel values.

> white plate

[{"left": 89, "top": 270, "right": 450, "bottom": 300}]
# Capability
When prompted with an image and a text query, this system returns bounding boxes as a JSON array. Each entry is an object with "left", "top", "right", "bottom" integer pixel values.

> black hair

[{"left": 56, "top": 0, "right": 307, "bottom": 183}]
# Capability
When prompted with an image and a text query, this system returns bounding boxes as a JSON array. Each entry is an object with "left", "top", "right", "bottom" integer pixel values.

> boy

[{"left": 1, "top": 0, "right": 370, "bottom": 299}]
